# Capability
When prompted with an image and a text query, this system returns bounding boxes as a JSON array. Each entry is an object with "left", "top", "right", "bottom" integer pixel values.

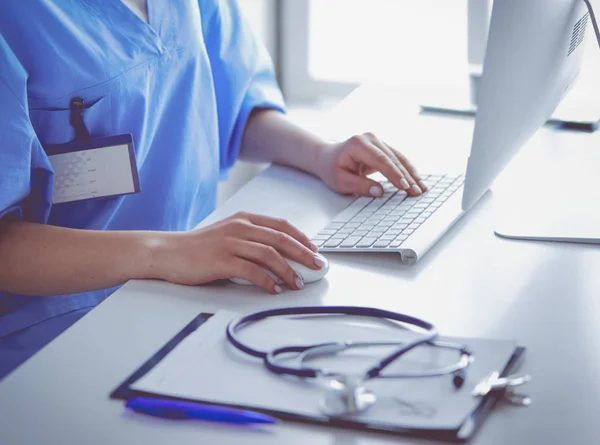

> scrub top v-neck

[{"left": 0, "top": 0, "right": 285, "bottom": 379}]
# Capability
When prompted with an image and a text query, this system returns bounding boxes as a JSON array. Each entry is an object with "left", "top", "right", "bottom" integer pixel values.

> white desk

[{"left": 2, "top": 87, "right": 600, "bottom": 444}]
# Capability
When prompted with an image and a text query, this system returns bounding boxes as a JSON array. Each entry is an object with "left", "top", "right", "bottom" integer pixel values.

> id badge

[
  {"left": 43, "top": 97, "right": 141, "bottom": 205},
  {"left": 46, "top": 135, "right": 141, "bottom": 204}
]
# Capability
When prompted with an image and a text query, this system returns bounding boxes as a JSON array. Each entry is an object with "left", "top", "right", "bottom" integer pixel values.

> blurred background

[{"left": 220, "top": 0, "right": 600, "bottom": 203}]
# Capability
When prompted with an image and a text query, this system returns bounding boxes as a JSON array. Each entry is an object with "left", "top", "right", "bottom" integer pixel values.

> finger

[
  {"left": 350, "top": 138, "right": 410, "bottom": 192},
  {"left": 334, "top": 169, "right": 386, "bottom": 198},
  {"left": 234, "top": 239, "right": 305, "bottom": 290},
  {"left": 384, "top": 143, "right": 429, "bottom": 192},
  {"left": 242, "top": 223, "right": 326, "bottom": 271},
  {"left": 370, "top": 140, "right": 422, "bottom": 196},
  {"left": 246, "top": 214, "right": 319, "bottom": 253},
  {"left": 230, "top": 258, "right": 282, "bottom": 295}
]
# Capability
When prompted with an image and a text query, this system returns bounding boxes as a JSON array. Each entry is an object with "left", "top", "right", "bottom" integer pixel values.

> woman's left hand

[{"left": 315, "top": 132, "right": 428, "bottom": 198}]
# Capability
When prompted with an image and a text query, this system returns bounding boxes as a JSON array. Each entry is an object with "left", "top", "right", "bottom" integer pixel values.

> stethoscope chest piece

[{"left": 319, "top": 375, "right": 377, "bottom": 417}]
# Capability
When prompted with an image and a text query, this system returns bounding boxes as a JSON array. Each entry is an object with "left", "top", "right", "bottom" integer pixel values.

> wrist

[
  {"left": 312, "top": 140, "right": 337, "bottom": 180},
  {"left": 131, "top": 231, "right": 177, "bottom": 282}
]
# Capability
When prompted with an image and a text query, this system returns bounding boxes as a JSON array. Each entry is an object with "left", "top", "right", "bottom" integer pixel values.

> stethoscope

[{"left": 226, "top": 306, "right": 474, "bottom": 417}]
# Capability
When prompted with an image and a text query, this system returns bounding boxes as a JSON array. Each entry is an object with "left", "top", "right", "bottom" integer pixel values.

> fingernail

[
  {"left": 295, "top": 275, "right": 305, "bottom": 290},
  {"left": 274, "top": 285, "right": 283, "bottom": 294},
  {"left": 418, "top": 180, "right": 428, "bottom": 191},
  {"left": 369, "top": 185, "right": 383, "bottom": 197},
  {"left": 411, "top": 184, "right": 422, "bottom": 194},
  {"left": 400, "top": 179, "right": 410, "bottom": 189},
  {"left": 314, "top": 254, "right": 328, "bottom": 269},
  {"left": 309, "top": 241, "right": 319, "bottom": 253}
]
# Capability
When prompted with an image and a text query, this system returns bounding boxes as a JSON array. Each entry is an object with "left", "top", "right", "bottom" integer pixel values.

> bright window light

[{"left": 308, "top": 0, "right": 468, "bottom": 87}]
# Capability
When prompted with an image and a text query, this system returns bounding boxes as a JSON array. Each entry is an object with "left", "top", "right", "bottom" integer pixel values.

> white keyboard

[{"left": 313, "top": 174, "right": 465, "bottom": 251}]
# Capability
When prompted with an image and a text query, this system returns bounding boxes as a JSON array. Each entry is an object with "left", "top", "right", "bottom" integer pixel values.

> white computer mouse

[{"left": 229, "top": 258, "right": 329, "bottom": 286}]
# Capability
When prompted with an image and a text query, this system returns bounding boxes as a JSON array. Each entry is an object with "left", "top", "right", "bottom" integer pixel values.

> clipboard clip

[{"left": 472, "top": 371, "right": 532, "bottom": 407}]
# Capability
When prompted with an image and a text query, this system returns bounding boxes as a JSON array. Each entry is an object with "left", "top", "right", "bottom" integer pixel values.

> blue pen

[{"left": 125, "top": 397, "right": 277, "bottom": 425}]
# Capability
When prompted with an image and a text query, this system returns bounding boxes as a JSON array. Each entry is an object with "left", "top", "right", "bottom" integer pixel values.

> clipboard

[{"left": 111, "top": 312, "right": 526, "bottom": 442}]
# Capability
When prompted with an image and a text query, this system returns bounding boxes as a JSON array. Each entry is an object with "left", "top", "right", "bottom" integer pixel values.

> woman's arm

[
  {"left": 240, "top": 109, "right": 428, "bottom": 197},
  {"left": 0, "top": 220, "right": 157, "bottom": 296},
  {"left": 0, "top": 212, "right": 324, "bottom": 296}
]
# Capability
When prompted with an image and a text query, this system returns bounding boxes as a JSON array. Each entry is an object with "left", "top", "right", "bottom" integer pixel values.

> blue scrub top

[{"left": 0, "top": 0, "right": 285, "bottom": 379}]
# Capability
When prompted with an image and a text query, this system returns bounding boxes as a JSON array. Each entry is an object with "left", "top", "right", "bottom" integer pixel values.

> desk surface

[{"left": 2, "top": 86, "right": 600, "bottom": 445}]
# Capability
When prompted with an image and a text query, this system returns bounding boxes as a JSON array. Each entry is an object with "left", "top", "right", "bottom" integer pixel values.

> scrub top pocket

[{"left": 29, "top": 96, "right": 112, "bottom": 150}]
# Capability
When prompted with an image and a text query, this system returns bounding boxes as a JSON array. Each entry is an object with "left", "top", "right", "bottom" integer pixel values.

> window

[
  {"left": 281, "top": 0, "right": 600, "bottom": 106},
  {"left": 282, "top": 0, "right": 468, "bottom": 103}
]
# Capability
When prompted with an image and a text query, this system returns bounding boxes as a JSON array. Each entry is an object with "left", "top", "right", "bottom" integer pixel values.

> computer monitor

[
  {"left": 462, "top": 0, "right": 592, "bottom": 210},
  {"left": 422, "top": 0, "right": 600, "bottom": 132}
]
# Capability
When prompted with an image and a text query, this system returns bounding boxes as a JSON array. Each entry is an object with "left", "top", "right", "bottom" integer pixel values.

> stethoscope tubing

[{"left": 226, "top": 306, "right": 442, "bottom": 379}]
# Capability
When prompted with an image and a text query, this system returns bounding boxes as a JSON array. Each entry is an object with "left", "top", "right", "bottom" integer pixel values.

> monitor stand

[{"left": 492, "top": 140, "right": 600, "bottom": 245}]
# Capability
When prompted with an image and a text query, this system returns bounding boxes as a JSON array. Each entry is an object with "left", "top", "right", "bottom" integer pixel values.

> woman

[{"left": 0, "top": 0, "right": 427, "bottom": 379}]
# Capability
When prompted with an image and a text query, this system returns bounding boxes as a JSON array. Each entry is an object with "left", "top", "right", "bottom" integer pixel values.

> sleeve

[
  {"left": 0, "top": 38, "right": 54, "bottom": 224},
  {"left": 200, "top": 0, "right": 286, "bottom": 175}
]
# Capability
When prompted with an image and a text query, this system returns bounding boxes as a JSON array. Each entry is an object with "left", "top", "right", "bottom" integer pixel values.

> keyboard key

[
  {"left": 325, "top": 223, "right": 344, "bottom": 230},
  {"left": 364, "top": 197, "right": 390, "bottom": 211},
  {"left": 395, "top": 234, "right": 409, "bottom": 242},
  {"left": 416, "top": 217, "right": 427, "bottom": 224},
  {"left": 357, "top": 237, "right": 377, "bottom": 247},
  {"left": 408, "top": 223, "right": 420, "bottom": 230},
  {"left": 373, "top": 240, "right": 391, "bottom": 248},
  {"left": 317, "top": 229, "right": 337, "bottom": 236},
  {"left": 341, "top": 236, "right": 362, "bottom": 247},
  {"left": 344, "top": 222, "right": 361, "bottom": 229},
  {"left": 385, "top": 228, "right": 402, "bottom": 235},
  {"left": 314, "top": 239, "right": 326, "bottom": 247},
  {"left": 371, "top": 227, "right": 386, "bottom": 233},
  {"left": 357, "top": 210, "right": 374, "bottom": 217},
  {"left": 338, "top": 228, "right": 354, "bottom": 236},
  {"left": 353, "top": 230, "right": 369, "bottom": 237},
  {"left": 380, "top": 235, "right": 395, "bottom": 241},
  {"left": 406, "top": 211, "right": 422, "bottom": 218},
  {"left": 404, "top": 229, "right": 415, "bottom": 235},
  {"left": 324, "top": 237, "right": 345, "bottom": 247},
  {"left": 390, "top": 240, "right": 404, "bottom": 248},
  {"left": 392, "top": 223, "right": 409, "bottom": 230}
]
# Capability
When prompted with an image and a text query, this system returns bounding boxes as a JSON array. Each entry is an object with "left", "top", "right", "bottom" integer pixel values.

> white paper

[{"left": 132, "top": 310, "right": 517, "bottom": 431}]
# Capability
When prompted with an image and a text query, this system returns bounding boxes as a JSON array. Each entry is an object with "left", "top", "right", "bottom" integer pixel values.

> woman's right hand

[{"left": 149, "top": 212, "right": 328, "bottom": 294}]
